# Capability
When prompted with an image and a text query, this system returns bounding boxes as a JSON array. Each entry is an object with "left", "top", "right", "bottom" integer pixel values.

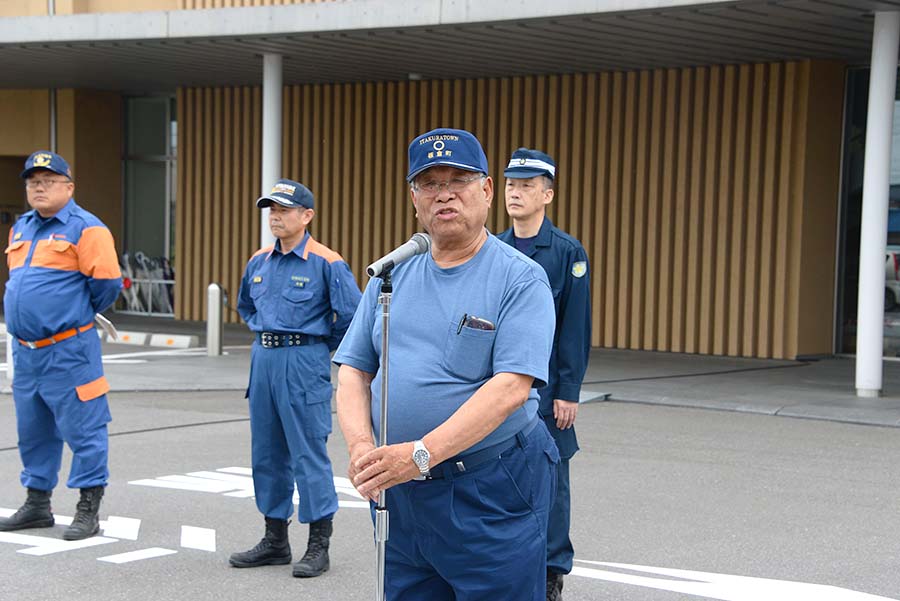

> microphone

[{"left": 366, "top": 233, "right": 431, "bottom": 277}]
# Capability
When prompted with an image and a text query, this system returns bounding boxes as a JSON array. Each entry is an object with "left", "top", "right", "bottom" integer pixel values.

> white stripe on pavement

[
  {"left": 102, "top": 516, "right": 141, "bottom": 540},
  {"left": 180, "top": 526, "right": 216, "bottom": 552},
  {"left": 97, "top": 547, "right": 177, "bottom": 564}
]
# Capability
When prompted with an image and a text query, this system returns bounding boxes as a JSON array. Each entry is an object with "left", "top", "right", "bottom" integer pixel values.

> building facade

[{"left": 0, "top": 0, "right": 895, "bottom": 365}]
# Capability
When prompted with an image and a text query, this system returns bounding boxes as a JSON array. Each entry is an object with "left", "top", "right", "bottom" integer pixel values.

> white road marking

[
  {"left": 180, "top": 526, "right": 216, "bottom": 552},
  {"left": 572, "top": 561, "right": 898, "bottom": 601},
  {"left": 15, "top": 535, "right": 118, "bottom": 556},
  {"left": 129, "top": 468, "right": 369, "bottom": 509},
  {"left": 103, "top": 516, "right": 141, "bottom": 540},
  {"left": 129, "top": 475, "right": 241, "bottom": 493},
  {"left": 97, "top": 547, "right": 177, "bottom": 564},
  {"left": 217, "top": 466, "right": 252, "bottom": 475}
]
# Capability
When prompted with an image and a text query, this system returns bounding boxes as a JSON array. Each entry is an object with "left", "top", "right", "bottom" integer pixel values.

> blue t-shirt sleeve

[
  {"left": 332, "top": 277, "right": 380, "bottom": 374},
  {"left": 493, "top": 275, "right": 555, "bottom": 388}
]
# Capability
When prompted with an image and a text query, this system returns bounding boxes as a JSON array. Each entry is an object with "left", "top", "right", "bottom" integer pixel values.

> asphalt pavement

[{"left": 0, "top": 315, "right": 899, "bottom": 600}]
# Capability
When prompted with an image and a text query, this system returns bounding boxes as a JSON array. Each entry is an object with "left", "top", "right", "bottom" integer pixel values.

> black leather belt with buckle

[{"left": 258, "top": 332, "right": 324, "bottom": 348}]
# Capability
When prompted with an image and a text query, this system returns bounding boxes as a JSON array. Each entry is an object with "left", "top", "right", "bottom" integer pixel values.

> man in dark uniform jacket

[{"left": 498, "top": 148, "right": 592, "bottom": 601}]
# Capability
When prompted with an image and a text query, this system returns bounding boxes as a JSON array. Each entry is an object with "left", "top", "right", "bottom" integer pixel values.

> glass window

[
  {"left": 120, "top": 95, "right": 176, "bottom": 316},
  {"left": 837, "top": 69, "right": 900, "bottom": 354}
]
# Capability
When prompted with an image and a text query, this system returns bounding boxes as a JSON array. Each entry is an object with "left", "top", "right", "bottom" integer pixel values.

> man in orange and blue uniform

[
  {"left": 0, "top": 151, "right": 122, "bottom": 541},
  {"left": 230, "top": 178, "right": 361, "bottom": 579}
]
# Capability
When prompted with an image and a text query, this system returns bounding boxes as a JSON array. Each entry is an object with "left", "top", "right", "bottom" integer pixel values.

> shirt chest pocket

[
  {"left": 5, "top": 240, "right": 28, "bottom": 270},
  {"left": 441, "top": 321, "right": 496, "bottom": 382},
  {"left": 31, "top": 239, "right": 78, "bottom": 271},
  {"left": 277, "top": 286, "right": 315, "bottom": 326}
]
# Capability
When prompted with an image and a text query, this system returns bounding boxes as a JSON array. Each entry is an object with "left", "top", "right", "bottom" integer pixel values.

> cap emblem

[{"left": 271, "top": 182, "right": 296, "bottom": 196}]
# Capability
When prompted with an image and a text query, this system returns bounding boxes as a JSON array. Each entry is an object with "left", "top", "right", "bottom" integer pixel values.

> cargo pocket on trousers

[
  {"left": 301, "top": 383, "right": 333, "bottom": 438},
  {"left": 76, "top": 376, "right": 110, "bottom": 402}
]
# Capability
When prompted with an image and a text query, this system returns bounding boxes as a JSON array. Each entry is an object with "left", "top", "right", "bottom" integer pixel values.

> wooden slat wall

[{"left": 176, "top": 60, "right": 842, "bottom": 359}]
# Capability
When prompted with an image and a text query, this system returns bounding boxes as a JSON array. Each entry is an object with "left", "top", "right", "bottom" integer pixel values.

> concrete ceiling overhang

[{"left": 0, "top": 0, "right": 897, "bottom": 92}]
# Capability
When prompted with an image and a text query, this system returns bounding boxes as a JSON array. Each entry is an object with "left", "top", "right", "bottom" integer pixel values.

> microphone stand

[{"left": 374, "top": 267, "right": 392, "bottom": 601}]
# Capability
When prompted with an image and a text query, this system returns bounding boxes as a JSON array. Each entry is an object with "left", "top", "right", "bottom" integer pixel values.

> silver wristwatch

[{"left": 412, "top": 440, "right": 431, "bottom": 476}]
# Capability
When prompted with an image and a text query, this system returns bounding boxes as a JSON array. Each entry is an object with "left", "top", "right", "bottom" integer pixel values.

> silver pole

[
  {"left": 374, "top": 270, "right": 392, "bottom": 601},
  {"left": 855, "top": 11, "right": 900, "bottom": 397},
  {"left": 207, "top": 283, "right": 223, "bottom": 357},
  {"left": 261, "top": 53, "right": 282, "bottom": 249},
  {"left": 47, "top": 0, "right": 55, "bottom": 16}
]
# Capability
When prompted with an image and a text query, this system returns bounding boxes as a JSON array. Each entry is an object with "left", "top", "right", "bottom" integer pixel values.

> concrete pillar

[
  {"left": 260, "top": 53, "right": 282, "bottom": 249},
  {"left": 856, "top": 11, "right": 900, "bottom": 397}
]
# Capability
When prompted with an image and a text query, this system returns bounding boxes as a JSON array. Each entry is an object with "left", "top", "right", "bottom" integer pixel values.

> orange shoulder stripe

[
  {"left": 77, "top": 226, "right": 121, "bottom": 279},
  {"left": 304, "top": 238, "right": 344, "bottom": 264},
  {"left": 252, "top": 245, "right": 275, "bottom": 259}
]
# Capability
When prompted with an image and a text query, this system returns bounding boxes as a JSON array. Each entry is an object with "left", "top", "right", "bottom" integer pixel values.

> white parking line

[
  {"left": 103, "top": 516, "right": 141, "bottom": 540},
  {"left": 180, "top": 526, "right": 216, "bottom": 552},
  {"left": 97, "top": 547, "right": 177, "bottom": 564},
  {"left": 18, "top": 536, "right": 118, "bottom": 556}
]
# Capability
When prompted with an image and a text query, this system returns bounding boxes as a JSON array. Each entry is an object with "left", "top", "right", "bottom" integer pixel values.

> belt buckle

[{"left": 25, "top": 341, "right": 37, "bottom": 349}]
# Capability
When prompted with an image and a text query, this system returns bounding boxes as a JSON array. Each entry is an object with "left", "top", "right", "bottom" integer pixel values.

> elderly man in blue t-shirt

[{"left": 333, "top": 127, "right": 558, "bottom": 601}]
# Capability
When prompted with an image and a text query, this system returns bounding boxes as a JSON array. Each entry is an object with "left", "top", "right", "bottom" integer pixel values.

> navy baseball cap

[
  {"left": 256, "top": 179, "right": 314, "bottom": 209},
  {"left": 21, "top": 151, "right": 72, "bottom": 179},
  {"left": 407, "top": 128, "right": 489, "bottom": 182},
  {"left": 503, "top": 147, "right": 556, "bottom": 180}
]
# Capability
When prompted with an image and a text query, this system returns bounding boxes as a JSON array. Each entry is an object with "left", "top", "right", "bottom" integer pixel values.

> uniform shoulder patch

[{"left": 571, "top": 261, "right": 587, "bottom": 278}]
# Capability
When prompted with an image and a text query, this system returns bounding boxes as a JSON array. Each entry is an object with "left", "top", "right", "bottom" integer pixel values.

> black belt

[
  {"left": 257, "top": 332, "right": 325, "bottom": 349},
  {"left": 418, "top": 418, "right": 539, "bottom": 480}
]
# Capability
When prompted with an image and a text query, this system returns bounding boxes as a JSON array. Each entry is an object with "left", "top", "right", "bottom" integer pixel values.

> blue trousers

[
  {"left": 12, "top": 331, "right": 111, "bottom": 491},
  {"left": 376, "top": 420, "right": 559, "bottom": 601},
  {"left": 247, "top": 341, "right": 337, "bottom": 523},
  {"left": 542, "top": 413, "right": 577, "bottom": 575}
]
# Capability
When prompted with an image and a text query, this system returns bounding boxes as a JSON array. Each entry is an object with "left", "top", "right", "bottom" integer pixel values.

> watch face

[{"left": 413, "top": 449, "right": 428, "bottom": 466}]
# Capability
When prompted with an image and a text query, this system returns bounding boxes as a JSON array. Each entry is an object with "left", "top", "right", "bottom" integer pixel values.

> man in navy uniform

[
  {"left": 498, "top": 148, "right": 591, "bottom": 601},
  {"left": 231, "top": 178, "right": 361, "bottom": 578}
]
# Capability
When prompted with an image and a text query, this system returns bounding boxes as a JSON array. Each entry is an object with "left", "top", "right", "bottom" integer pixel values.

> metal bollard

[{"left": 207, "top": 283, "right": 223, "bottom": 357}]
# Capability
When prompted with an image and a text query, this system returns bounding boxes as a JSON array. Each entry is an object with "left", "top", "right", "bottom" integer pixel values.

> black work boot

[
  {"left": 229, "top": 517, "right": 292, "bottom": 568},
  {"left": 546, "top": 570, "right": 564, "bottom": 601},
  {"left": 292, "top": 519, "right": 332, "bottom": 578},
  {"left": 63, "top": 486, "right": 104, "bottom": 541},
  {"left": 0, "top": 488, "right": 54, "bottom": 531}
]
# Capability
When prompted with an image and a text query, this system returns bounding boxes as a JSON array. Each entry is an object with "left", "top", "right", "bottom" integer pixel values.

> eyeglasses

[
  {"left": 25, "top": 178, "right": 70, "bottom": 190},
  {"left": 412, "top": 175, "right": 484, "bottom": 196}
]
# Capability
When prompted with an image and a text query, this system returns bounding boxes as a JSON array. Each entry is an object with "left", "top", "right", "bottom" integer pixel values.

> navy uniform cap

[
  {"left": 407, "top": 128, "right": 489, "bottom": 182},
  {"left": 503, "top": 147, "right": 556, "bottom": 180},
  {"left": 256, "top": 178, "right": 314, "bottom": 209},
  {"left": 21, "top": 151, "right": 72, "bottom": 180}
]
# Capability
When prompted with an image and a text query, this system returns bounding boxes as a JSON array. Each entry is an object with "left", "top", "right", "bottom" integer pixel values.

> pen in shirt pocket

[
  {"left": 457, "top": 313, "right": 467, "bottom": 335},
  {"left": 457, "top": 314, "right": 496, "bottom": 333}
]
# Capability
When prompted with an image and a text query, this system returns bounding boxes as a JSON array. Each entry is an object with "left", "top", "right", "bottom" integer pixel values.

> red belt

[{"left": 18, "top": 323, "right": 94, "bottom": 349}]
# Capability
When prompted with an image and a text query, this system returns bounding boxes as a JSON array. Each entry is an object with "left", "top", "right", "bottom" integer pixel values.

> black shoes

[
  {"left": 229, "top": 517, "right": 293, "bottom": 568},
  {"left": 0, "top": 488, "right": 54, "bottom": 531},
  {"left": 292, "top": 519, "right": 332, "bottom": 578},
  {"left": 547, "top": 570, "right": 564, "bottom": 601},
  {"left": 63, "top": 486, "right": 104, "bottom": 541}
]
